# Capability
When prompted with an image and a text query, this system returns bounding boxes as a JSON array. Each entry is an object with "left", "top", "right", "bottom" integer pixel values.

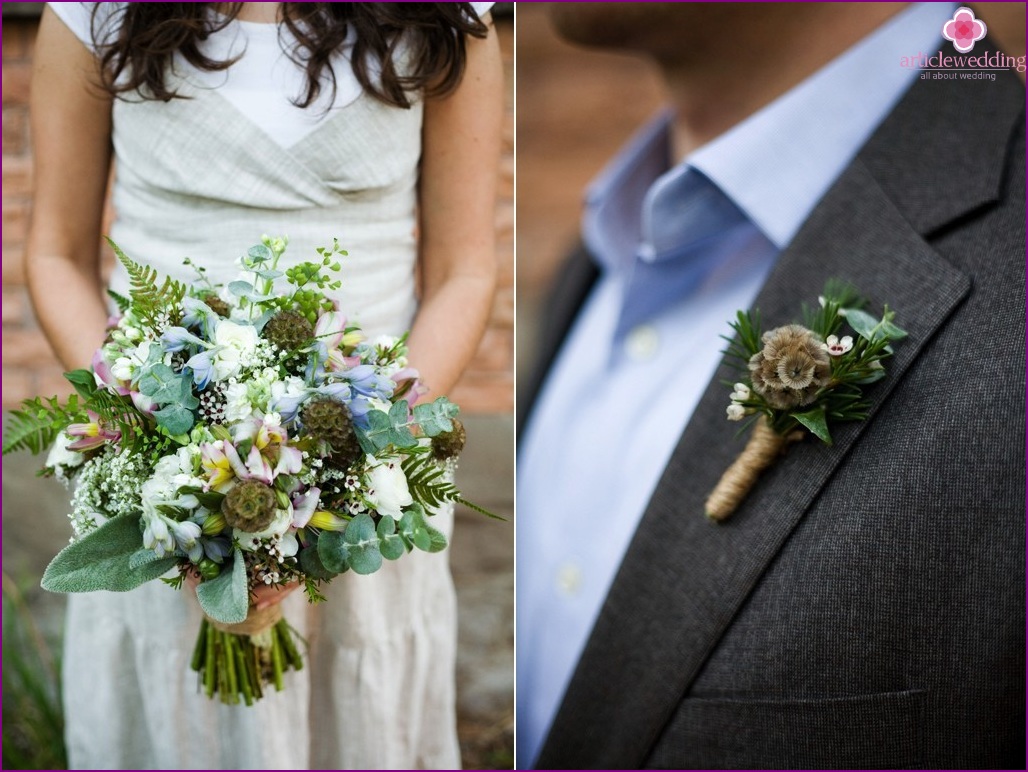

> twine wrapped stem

[
  {"left": 207, "top": 603, "right": 283, "bottom": 637},
  {"left": 705, "top": 416, "right": 803, "bottom": 522}
]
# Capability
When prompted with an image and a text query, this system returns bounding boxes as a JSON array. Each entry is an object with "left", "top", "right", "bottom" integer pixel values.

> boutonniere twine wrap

[{"left": 705, "top": 282, "right": 907, "bottom": 522}]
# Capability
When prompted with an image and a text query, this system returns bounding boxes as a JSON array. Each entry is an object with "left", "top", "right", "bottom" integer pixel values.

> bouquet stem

[
  {"left": 705, "top": 417, "right": 802, "bottom": 522},
  {"left": 191, "top": 607, "right": 304, "bottom": 704}
]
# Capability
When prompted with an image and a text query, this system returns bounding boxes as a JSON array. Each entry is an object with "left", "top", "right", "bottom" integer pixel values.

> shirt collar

[
  {"left": 583, "top": 2, "right": 956, "bottom": 264},
  {"left": 689, "top": 2, "right": 956, "bottom": 248}
]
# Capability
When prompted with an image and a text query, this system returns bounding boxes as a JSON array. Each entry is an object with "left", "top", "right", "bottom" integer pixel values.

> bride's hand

[{"left": 185, "top": 571, "right": 301, "bottom": 611}]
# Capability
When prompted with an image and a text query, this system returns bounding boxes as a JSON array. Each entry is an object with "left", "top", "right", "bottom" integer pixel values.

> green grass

[{"left": 2, "top": 573, "right": 67, "bottom": 770}]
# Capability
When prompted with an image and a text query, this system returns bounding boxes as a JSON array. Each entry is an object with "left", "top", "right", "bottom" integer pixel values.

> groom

[{"left": 517, "top": 3, "right": 1025, "bottom": 769}]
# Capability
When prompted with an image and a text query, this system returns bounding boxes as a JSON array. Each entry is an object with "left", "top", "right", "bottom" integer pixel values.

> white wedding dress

[{"left": 49, "top": 4, "right": 489, "bottom": 768}]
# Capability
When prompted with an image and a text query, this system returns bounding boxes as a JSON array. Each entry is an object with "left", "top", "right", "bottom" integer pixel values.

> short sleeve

[{"left": 47, "top": 2, "right": 124, "bottom": 53}]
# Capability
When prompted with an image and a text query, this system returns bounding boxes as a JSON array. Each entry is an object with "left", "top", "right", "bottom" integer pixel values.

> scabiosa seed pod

[
  {"left": 432, "top": 419, "right": 466, "bottom": 461},
  {"left": 262, "top": 310, "right": 314, "bottom": 354},
  {"left": 301, "top": 398, "right": 362, "bottom": 469},
  {"left": 202, "top": 293, "right": 230, "bottom": 318},
  {"left": 748, "top": 324, "right": 831, "bottom": 410},
  {"left": 221, "top": 479, "right": 278, "bottom": 533}
]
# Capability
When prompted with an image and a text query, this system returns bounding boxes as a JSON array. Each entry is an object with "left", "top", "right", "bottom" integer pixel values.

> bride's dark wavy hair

[{"left": 91, "top": 2, "right": 489, "bottom": 108}]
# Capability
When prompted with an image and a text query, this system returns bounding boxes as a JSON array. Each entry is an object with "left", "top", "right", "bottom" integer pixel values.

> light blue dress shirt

[{"left": 516, "top": 3, "right": 956, "bottom": 767}]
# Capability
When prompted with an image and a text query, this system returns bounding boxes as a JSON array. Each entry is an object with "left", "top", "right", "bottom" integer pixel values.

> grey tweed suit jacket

[{"left": 522, "top": 60, "right": 1025, "bottom": 770}]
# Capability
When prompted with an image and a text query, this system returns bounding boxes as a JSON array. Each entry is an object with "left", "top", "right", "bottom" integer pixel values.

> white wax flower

[{"left": 726, "top": 404, "right": 746, "bottom": 421}]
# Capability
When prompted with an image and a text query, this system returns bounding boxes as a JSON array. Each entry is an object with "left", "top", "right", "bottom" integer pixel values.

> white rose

[
  {"left": 366, "top": 460, "right": 413, "bottom": 518},
  {"left": 45, "top": 432, "right": 85, "bottom": 472},
  {"left": 212, "top": 320, "right": 259, "bottom": 380}
]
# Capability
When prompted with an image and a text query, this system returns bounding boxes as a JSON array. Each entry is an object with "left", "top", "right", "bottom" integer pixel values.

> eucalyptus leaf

[
  {"left": 317, "top": 530, "right": 350, "bottom": 574},
  {"left": 423, "top": 522, "right": 448, "bottom": 554},
  {"left": 228, "top": 280, "right": 255, "bottom": 298},
  {"left": 137, "top": 363, "right": 186, "bottom": 404},
  {"left": 247, "top": 244, "right": 272, "bottom": 262},
  {"left": 398, "top": 505, "right": 432, "bottom": 552},
  {"left": 343, "top": 513, "right": 382, "bottom": 575},
  {"left": 298, "top": 544, "right": 336, "bottom": 580},
  {"left": 363, "top": 409, "right": 417, "bottom": 453},
  {"left": 377, "top": 515, "right": 406, "bottom": 560},
  {"left": 41, "top": 514, "right": 176, "bottom": 593},
  {"left": 154, "top": 404, "right": 195, "bottom": 436},
  {"left": 412, "top": 398, "right": 459, "bottom": 436},
  {"left": 195, "top": 548, "right": 248, "bottom": 624},
  {"left": 793, "top": 405, "right": 832, "bottom": 445}
]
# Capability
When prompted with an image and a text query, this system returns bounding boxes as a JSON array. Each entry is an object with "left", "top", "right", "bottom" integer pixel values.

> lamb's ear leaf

[
  {"left": 42, "top": 514, "right": 176, "bottom": 593},
  {"left": 195, "top": 548, "right": 248, "bottom": 624}
]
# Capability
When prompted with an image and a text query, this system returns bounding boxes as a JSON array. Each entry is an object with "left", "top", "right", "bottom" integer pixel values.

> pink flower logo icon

[{"left": 942, "top": 6, "right": 987, "bottom": 53}]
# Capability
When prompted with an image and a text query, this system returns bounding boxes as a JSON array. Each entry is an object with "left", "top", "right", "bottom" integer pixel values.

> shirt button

[
  {"left": 556, "top": 562, "right": 582, "bottom": 596},
  {"left": 625, "top": 324, "right": 659, "bottom": 361}
]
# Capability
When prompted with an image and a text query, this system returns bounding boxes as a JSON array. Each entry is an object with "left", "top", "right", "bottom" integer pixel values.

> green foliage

[
  {"left": 107, "top": 288, "right": 132, "bottom": 314},
  {"left": 41, "top": 514, "right": 177, "bottom": 593},
  {"left": 340, "top": 513, "right": 383, "bottom": 575},
  {"left": 359, "top": 402, "right": 419, "bottom": 453},
  {"left": 195, "top": 548, "right": 248, "bottom": 624},
  {"left": 412, "top": 397, "right": 459, "bottom": 436},
  {"left": 316, "top": 530, "right": 350, "bottom": 574},
  {"left": 401, "top": 452, "right": 462, "bottom": 511},
  {"left": 2, "top": 395, "right": 83, "bottom": 455},
  {"left": 2, "top": 576, "right": 67, "bottom": 771},
  {"left": 303, "top": 576, "right": 327, "bottom": 604},
  {"left": 108, "top": 237, "right": 185, "bottom": 329},
  {"left": 722, "top": 309, "right": 764, "bottom": 369}
]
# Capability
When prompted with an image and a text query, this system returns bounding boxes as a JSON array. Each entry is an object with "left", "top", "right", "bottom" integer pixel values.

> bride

[{"left": 27, "top": 3, "right": 501, "bottom": 769}]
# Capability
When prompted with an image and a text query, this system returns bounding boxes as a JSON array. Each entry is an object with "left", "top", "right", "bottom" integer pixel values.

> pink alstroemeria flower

[
  {"left": 92, "top": 348, "right": 131, "bottom": 396},
  {"left": 224, "top": 442, "right": 274, "bottom": 485},
  {"left": 274, "top": 445, "right": 303, "bottom": 478},
  {"left": 291, "top": 487, "right": 321, "bottom": 529},
  {"left": 66, "top": 411, "right": 121, "bottom": 451}
]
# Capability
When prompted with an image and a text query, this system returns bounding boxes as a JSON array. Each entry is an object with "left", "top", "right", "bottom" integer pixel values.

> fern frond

[
  {"left": 2, "top": 394, "right": 83, "bottom": 455},
  {"left": 107, "top": 237, "right": 186, "bottom": 326}
]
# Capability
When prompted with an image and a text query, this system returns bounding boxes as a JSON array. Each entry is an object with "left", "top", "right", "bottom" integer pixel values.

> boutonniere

[{"left": 706, "top": 281, "right": 907, "bottom": 522}]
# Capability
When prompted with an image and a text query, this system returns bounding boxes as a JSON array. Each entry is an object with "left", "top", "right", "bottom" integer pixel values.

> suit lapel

[{"left": 536, "top": 63, "right": 1024, "bottom": 769}]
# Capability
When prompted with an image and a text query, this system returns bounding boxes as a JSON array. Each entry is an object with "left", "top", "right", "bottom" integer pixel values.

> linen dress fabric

[{"left": 48, "top": 3, "right": 490, "bottom": 768}]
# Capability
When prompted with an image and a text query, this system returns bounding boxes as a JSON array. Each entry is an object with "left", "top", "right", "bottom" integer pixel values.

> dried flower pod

[
  {"left": 748, "top": 324, "right": 831, "bottom": 409},
  {"left": 262, "top": 310, "right": 314, "bottom": 353},
  {"left": 301, "top": 398, "right": 362, "bottom": 469},
  {"left": 222, "top": 479, "right": 278, "bottom": 533},
  {"left": 432, "top": 419, "right": 466, "bottom": 461},
  {"left": 202, "top": 293, "right": 230, "bottom": 318}
]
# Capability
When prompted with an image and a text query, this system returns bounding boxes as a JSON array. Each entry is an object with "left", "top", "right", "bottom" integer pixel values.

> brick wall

[{"left": 1, "top": 14, "right": 514, "bottom": 414}]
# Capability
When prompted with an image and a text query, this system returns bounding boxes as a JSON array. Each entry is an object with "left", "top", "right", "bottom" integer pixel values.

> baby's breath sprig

[{"left": 707, "top": 281, "right": 907, "bottom": 522}]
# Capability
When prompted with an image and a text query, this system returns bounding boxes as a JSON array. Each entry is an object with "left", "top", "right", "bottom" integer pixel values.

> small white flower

[
  {"left": 730, "top": 383, "right": 751, "bottom": 402},
  {"left": 223, "top": 382, "right": 253, "bottom": 423},
  {"left": 211, "top": 320, "right": 260, "bottom": 380},
  {"left": 726, "top": 404, "right": 746, "bottom": 421},
  {"left": 46, "top": 432, "right": 85, "bottom": 474},
  {"left": 365, "top": 460, "right": 413, "bottom": 518},
  {"left": 823, "top": 334, "right": 853, "bottom": 357}
]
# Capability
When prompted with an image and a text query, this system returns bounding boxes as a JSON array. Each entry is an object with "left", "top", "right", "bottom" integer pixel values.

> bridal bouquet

[{"left": 3, "top": 235, "right": 492, "bottom": 705}]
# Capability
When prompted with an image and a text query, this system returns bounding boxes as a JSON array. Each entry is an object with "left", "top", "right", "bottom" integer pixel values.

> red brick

[
  {"left": 2, "top": 287, "right": 26, "bottom": 324},
  {"left": 2, "top": 22, "right": 28, "bottom": 62},
  {"left": 2, "top": 367, "right": 32, "bottom": 408},
  {"left": 2, "top": 155, "right": 33, "bottom": 196},
  {"left": 36, "top": 362, "right": 74, "bottom": 401},
  {"left": 1, "top": 198, "right": 29, "bottom": 245},
  {"left": 2, "top": 107, "right": 28, "bottom": 155},
  {"left": 2, "top": 61, "right": 32, "bottom": 106},
  {"left": 2, "top": 326, "right": 53, "bottom": 367},
  {"left": 2, "top": 246, "right": 25, "bottom": 284}
]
